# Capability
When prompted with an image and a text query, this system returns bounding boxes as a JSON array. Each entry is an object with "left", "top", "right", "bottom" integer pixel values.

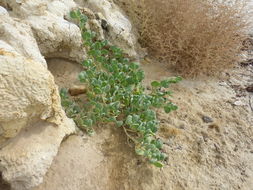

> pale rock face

[
  {"left": 0, "top": 11, "right": 47, "bottom": 66},
  {"left": 1, "top": 0, "right": 137, "bottom": 58},
  {"left": 1, "top": 0, "right": 75, "bottom": 18},
  {"left": 0, "top": 48, "right": 59, "bottom": 138},
  {"left": 0, "top": 5, "right": 8, "bottom": 15},
  {"left": 48, "top": 0, "right": 76, "bottom": 17},
  {"left": 1, "top": 0, "right": 86, "bottom": 62},
  {"left": 0, "top": 4, "right": 77, "bottom": 190},
  {"left": 0, "top": 118, "right": 75, "bottom": 190},
  {"left": 0, "top": 42, "right": 76, "bottom": 190},
  {"left": 76, "top": 0, "right": 137, "bottom": 57},
  {"left": 27, "top": 14, "right": 85, "bottom": 62},
  {"left": 0, "top": 43, "right": 76, "bottom": 190}
]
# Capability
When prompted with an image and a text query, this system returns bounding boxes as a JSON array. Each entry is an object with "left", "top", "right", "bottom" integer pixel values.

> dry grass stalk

[{"left": 115, "top": 0, "right": 250, "bottom": 77}]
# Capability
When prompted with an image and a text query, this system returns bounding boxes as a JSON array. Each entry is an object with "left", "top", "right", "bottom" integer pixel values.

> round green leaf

[
  {"left": 135, "top": 149, "right": 145, "bottom": 156},
  {"left": 70, "top": 11, "right": 79, "bottom": 19},
  {"left": 152, "top": 161, "right": 163, "bottom": 168},
  {"left": 151, "top": 81, "right": 160, "bottom": 87},
  {"left": 116, "top": 120, "right": 123, "bottom": 127}
]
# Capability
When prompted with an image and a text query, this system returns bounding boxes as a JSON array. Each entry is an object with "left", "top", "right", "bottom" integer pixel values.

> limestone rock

[
  {"left": 0, "top": 118, "right": 75, "bottom": 190},
  {"left": 76, "top": 0, "right": 137, "bottom": 57},
  {"left": 0, "top": 5, "right": 8, "bottom": 15},
  {"left": 0, "top": 8, "right": 46, "bottom": 66},
  {"left": 1, "top": 0, "right": 86, "bottom": 62},
  {"left": 0, "top": 43, "right": 76, "bottom": 190},
  {"left": 27, "top": 14, "right": 85, "bottom": 62},
  {"left": 0, "top": 23, "right": 76, "bottom": 189},
  {"left": 0, "top": 47, "right": 60, "bottom": 138},
  {"left": 1, "top": 0, "right": 137, "bottom": 58}
]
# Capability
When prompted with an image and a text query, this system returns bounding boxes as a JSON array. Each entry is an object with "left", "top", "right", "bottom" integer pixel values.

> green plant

[{"left": 61, "top": 10, "right": 181, "bottom": 167}]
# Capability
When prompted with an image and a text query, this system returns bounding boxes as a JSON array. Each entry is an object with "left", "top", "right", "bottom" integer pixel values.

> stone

[
  {"left": 0, "top": 10, "right": 79, "bottom": 187},
  {"left": 85, "top": 0, "right": 137, "bottom": 57},
  {"left": 246, "top": 84, "right": 253, "bottom": 92},
  {"left": 0, "top": 6, "right": 8, "bottom": 16},
  {"left": 0, "top": 10, "right": 46, "bottom": 66},
  {"left": 68, "top": 85, "right": 87, "bottom": 96},
  {"left": 233, "top": 100, "right": 244, "bottom": 106},
  {"left": 0, "top": 118, "right": 75, "bottom": 190},
  {"left": 0, "top": 46, "right": 76, "bottom": 190},
  {"left": 0, "top": 48, "right": 59, "bottom": 139},
  {"left": 2, "top": 0, "right": 86, "bottom": 63},
  {"left": 202, "top": 116, "right": 214, "bottom": 123}
]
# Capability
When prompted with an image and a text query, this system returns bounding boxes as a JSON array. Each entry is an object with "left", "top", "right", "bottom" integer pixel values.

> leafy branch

[{"left": 61, "top": 10, "right": 182, "bottom": 167}]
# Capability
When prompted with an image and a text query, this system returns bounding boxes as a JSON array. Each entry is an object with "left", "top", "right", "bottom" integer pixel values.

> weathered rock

[
  {"left": 0, "top": 8, "right": 46, "bottom": 66},
  {"left": 0, "top": 5, "right": 8, "bottom": 15},
  {"left": 0, "top": 118, "right": 75, "bottom": 190},
  {"left": 1, "top": 0, "right": 86, "bottom": 63},
  {"left": 0, "top": 5, "right": 78, "bottom": 188},
  {"left": 68, "top": 85, "right": 87, "bottom": 96},
  {"left": 0, "top": 48, "right": 57, "bottom": 138},
  {"left": 2, "top": 0, "right": 137, "bottom": 59},
  {"left": 76, "top": 0, "right": 137, "bottom": 57},
  {"left": 202, "top": 116, "right": 214, "bottom": 123},
  {"left": 1, "top": 0, "right": 76, "bottom": 18},
  {"left": 0, "top": 43, "right": 76, "bottom": 190},
  {"left": 246, "top": 84, "right": 253, "bottom": 92},
  {"left": 27, "top": 14, "right": 85, "bottom": 62}
]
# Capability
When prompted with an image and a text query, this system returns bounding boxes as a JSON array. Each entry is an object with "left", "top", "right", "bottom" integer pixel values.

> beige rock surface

[
  {"left": 0, "top": 9, "right": 46, "bottom": 66},
  {"left": 0, "top": 0, "right": 84, "bottom": 63},
  {"left": 0, "top": 2, "right": 80, "bottom": 189},
  {"left": 4, "top": 0, "right": 85, "bottom": 62},
  {"left": 75, "top": 0, "right": 137, "bottom": 57},
  {"left": 0, "top": 118, "right": 75, "bottom": 190},
  {"left": 0, "top": 45, "right": 76, "bottom": 190},
  {"left": 1, "top": 0, "right": 137, "bottom": 59},
  {"left": 0, "top": 48, "right": 58, "bottom": 140}
]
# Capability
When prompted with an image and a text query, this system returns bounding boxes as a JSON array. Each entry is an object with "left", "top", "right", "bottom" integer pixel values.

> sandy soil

[{"left": 30, "top": 57, "right": 253, "bottom": 190}]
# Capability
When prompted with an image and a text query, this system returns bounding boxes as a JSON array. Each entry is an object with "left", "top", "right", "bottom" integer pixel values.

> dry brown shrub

[{"left": 114, "top": 0, "right": 250, "bottom": 77}]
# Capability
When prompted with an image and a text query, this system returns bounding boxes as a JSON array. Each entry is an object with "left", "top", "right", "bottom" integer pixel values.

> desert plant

[
  {"left": 61, "top": 10, "right": 181, "bottom": 167},
  {"left": 115, "top": 0, "right": 249, "bottom": 76}
]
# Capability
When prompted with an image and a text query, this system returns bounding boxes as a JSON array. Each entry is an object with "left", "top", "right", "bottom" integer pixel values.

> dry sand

[{"left": 31, "top": 57, "right": 253, "bottom": 190}]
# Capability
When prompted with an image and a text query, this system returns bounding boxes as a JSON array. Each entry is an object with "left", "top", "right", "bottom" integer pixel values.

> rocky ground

[
  {"left": 32, "top": 57, "right": 252, "bottom": 190},
  {"left": 0, "top": 0, "right": 252, "bottom": 190}
]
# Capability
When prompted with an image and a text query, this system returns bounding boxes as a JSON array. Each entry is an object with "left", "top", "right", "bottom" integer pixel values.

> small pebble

[
  {"left": 219, "top": 81, "right": 227, "bottom": 86},
  {"left": 175, "top": 145, "right": 182, "bottom": 150},
  {"left": 101, "top": 19, "right": 108, "bottom": 31},
  {"left": 68, "top": 85, "right": 87, "bottom": 96},
  {"left": 246, "top": 84, "right": 253, "bottom": 93},
  {"left": 233, "top": 100, "right": 244, "bottom": 106},
  {"left": 202, "top": 116, "right": 213, "bottom": 123}
]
